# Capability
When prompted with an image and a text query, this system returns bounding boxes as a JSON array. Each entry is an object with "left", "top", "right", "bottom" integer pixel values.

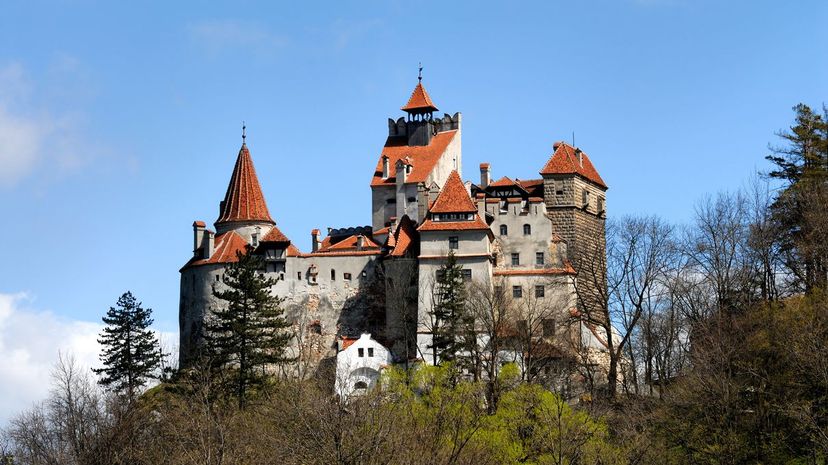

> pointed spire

[
  {"left": 401, "top": 65, "right": 438, "bottom": 113},
  {"left": 216, "top": 138, "right": 275, "bottom": 226},
  {"left": 242, "top": 121, "right": 246, "bottom": 145}
]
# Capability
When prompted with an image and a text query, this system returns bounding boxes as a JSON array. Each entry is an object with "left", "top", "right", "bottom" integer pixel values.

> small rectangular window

[
  {"left": 358, "top": 348, "right": 364, "bottom": 357},
  {"left": 449, "top": 236, "right": 459, "bottom": 250},
  {"left": 297, "top": 271, "right": 302, "bottom": 280},
  {"left": 535, "top": 285, "right": 545, "bottom": 298},
  {"left": 512, "top": 286, "right": 523, "bottom": 298},
  {"left": 536, "top": 252, "right": 544, "bottom": 265},
  {"left": 511, "top": 253, "right": 520, "bottom": 266},
  {"left": 368, "top": 348, "right": 374, "bottom": 357},
  {"left": 331, "top": 269, "right": 336, "bottom": 280},
  {"left": 251, "top": 234, "right": 258, "bottom": 247},
  {"left": 461, "top": 269, "right": 472, "bottom": 282},
  {"left": 494, "top": 285, "right": 503, "bottom": 297},
  {"left": 523, "top": 224, "right": 531, "bottom": 235},
  {"left": 407, "top": 197, "right": 416, "bottom": 203},
  {"left": 344, "top": 273, "right": 352, "bottom": 280}
]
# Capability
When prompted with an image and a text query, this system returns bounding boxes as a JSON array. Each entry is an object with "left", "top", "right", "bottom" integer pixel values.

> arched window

[
  {"left": 354, "top": 381, "right": 368, "bottom": 390},
  {"left": 500, "top": 224, "right": 508, "bottom": 236},
  {"left": 523, "top": 224, "right": 531, "bottom": 235}
]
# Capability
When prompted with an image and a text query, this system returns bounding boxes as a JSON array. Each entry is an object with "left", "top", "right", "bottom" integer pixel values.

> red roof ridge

[
  {"left": 216, "top": 143, "right": 275, "bottom": 225},
  {"left": 401, "top": 82, "right": 438, "bottom": 113},
  {"left": 539, "top": 142, "right": 607, "bottom": 189},
  {"left": 429, "top": 170, "right": 477, "bottom": 213},
  {"left": 489, "top": 176, "right": 516, "bottom": 187}
]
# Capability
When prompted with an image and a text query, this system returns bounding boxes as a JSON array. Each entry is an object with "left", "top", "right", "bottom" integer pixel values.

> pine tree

[
  {"left": 766, "top": 103, "right": 828, "bottom": 291},
  {"left": 93, "top": 291, "right": 162, "bottom": 400},
  {"left": 203, "top": 246, "right": 293, "bottom": 409},
  {"left": 428, "top": 251, "right": 469, "bottom": 365}
]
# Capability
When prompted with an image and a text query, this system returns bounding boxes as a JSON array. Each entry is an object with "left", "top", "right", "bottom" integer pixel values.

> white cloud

[
  {"left": 187, "top": 19, "right": 287, "bottom": 58},
  {"left": 0, "top": 292, "right": 177, "bottom": 427},
  {"left": 0, "top": 61, "right": 96, "bottom": 189}
]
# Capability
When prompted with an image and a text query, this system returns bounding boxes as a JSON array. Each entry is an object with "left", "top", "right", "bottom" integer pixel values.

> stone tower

[{"left": 540, "top": 141, "right": 608, "bottom": 312}]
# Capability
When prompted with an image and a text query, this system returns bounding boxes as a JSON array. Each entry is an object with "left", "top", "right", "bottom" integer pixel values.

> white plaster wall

[
  {"left": 487, "top": 201, "right": 558, "bottom": 269},
  {"left": 335, "top": 334, "right": 392, "bottom": 398}
]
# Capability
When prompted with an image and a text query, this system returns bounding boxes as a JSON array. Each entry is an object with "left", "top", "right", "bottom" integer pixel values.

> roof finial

[
  {"left": 242, "top": 121, "right": 246, "bottom": 145},
  {"left": 418, "top": 62, "right": 422, "bottom": 82}
]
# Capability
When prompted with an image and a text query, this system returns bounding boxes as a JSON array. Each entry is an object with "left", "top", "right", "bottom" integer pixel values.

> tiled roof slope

[
  {"left": 539, "top": 142, "right": 607, "bottom": 189},
  {"left": 182, "top": 231, "right": 248, "bottom": 269},
  {"left": 370, "top": 130, "right": 458, "bottom": 187},
  {"left": 261, "top": 225, "right": 290, "bottom": 243},
  {"left": 401, "top": 82, "right": 438, "bottom": 112},
  {"left": 216, "top": 144, "right": 275, "bottom": 225},
  {"left": 429, "top": 170, "right": 477, "bottom": 213},
  {"left": 418, "top": 216, "right": 490, "bottom": 232},
  {"left": 390, "top": 215, "right": 419, "bottom": 257}
]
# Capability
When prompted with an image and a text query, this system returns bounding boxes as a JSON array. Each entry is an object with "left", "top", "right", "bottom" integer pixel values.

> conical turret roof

[
  {"left": 216, "top": 143, "right": 275, "bottom": 225},
  {"left": 401, "top": 82, "right": 439, "bottom": 113}
]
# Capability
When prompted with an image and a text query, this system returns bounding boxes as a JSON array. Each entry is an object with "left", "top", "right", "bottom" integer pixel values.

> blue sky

[{"left": 0, "top": 0, "right": 825, "bottom": 419}]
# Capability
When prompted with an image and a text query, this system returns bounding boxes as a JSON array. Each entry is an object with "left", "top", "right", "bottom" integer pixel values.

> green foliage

[
  {"left": 429, "top": 251, "right": 469, "bottom": 365},
  {"left": 93, "top": 291, "right": 161, "bottom": 399},
  {"left": 202, "top": 246, "right": 293, "bottom": 409}
]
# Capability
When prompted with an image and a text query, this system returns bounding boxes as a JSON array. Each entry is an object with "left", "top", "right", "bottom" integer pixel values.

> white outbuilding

[{"left": 335, "top": 333, "right": 392, "bottom": 398}]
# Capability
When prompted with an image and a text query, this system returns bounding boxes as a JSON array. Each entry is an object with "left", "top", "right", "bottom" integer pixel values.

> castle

[{"left": 179, "top": 76, "right": 609, "bottom": 394}]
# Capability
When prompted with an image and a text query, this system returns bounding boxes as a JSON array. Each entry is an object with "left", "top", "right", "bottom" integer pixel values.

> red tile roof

[
  {"left": 286, "top": 244, "right": 302, "bottom": 257},
  {"left": 429, "top": 170, "right": 477, "bottom": 213},
  {"left": 401, "top": 82, "right": 438, "bottom": 113},
  {"left": 539, "top": 142, "right": 607, "bottom": 189},
  {"left": 193, "top": 220, "right": 206, "bottom": 228},
  {"left": 261, "top": 225, "right": 290, "bottom": 243},
  {"left": 371, "top": 130, "right": 458, "bottom": 187},
  {"left": 327, "top": 234, "right": 379, "bottom": 251},
  {"left": 216, "top": 144, "right": 275, "bottom": 225},
  {"left": 341, "top": 337, "right": 359, "bottom": 350},
  {"left": 390, "top": 215, "right": 418, "bottom": 257},
  {"left": 418, "top": 216, "right": 490, "bottom": 232},
  {"left": 489, "top": 176, "right": 517, "bottom": 187},
  {"left": 182, "top": 231, "right": 249, "bottom": 269}
]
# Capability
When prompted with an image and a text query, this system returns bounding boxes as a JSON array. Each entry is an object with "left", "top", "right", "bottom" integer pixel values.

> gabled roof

[
  {"left": 389, "top": 215, "right": 419, "bottom": 257},
  {"left": 306, "top": 234, "right": 382, "bottom": 257},
  {"left": 489, "top": 176, "right": 517, "bottom": 187},
  {"left": 539, "top": 142, "right": 607, "bottom": 189},
  {"left": 216, "top": 144, "right": 275, "bottom": 225},
  {"left": 181, "top": 231, "right": 249, "bottom": 269},
  {"left": 260, "top": 225, "right": 290, "bottom": 243},
  {"left": 370, "top": 130, "right": 458, "bottom": 186},
  {"left": 401, "top": 82, "right": 438, "bottom": 113},
  {"left": 429, "top": 170, "right": 477, "bottom": 213}
]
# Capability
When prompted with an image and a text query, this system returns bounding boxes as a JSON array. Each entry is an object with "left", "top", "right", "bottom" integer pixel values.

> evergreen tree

[
  {"left": 93, "top": 291, "right": 162, "bottom": 400},
  {"left": 428, "top": 251, "right": 469, "bottom": 365},
  {"left": 203, "top": 246, "right": 293, "bottom": 409},
  {"left": 766, "top": 103, "right": 828, "bottom": 291}
]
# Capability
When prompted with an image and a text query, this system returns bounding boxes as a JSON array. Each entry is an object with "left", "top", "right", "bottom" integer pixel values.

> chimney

[
  {"left": 575, "top": 148, "right": 583, "bottom": 167},
  {"left": 205, "top": 230, "right": 215, "bottom": 259},
  {"left": 382, "top": 155, "right": 390, "bottom": 178},
  {"left": 479, "top": 163, "right": 491, "bottom": 188},
  {"left": 356, "top": 235, "right": 365, "bottom": 251},
  {"left": 311, "top": 229, "right": 321, "bottom": 252},
  {"left": 192, "top": 221, "right": 206, "bottom": 255}
]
